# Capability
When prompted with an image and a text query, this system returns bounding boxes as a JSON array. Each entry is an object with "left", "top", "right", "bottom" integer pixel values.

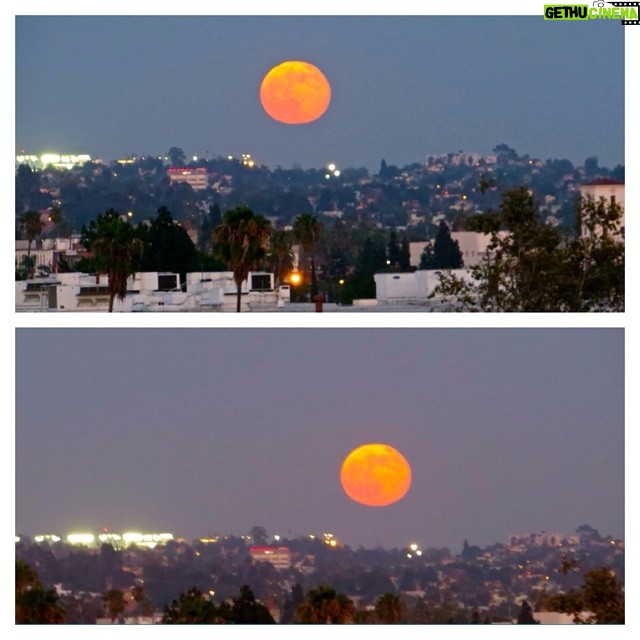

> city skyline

[
  {"left": 14, "top": 6, "right": 626, "bottom": 173},
  {"left": 16, "top": 329, "right": 624, "bottom": 550}
]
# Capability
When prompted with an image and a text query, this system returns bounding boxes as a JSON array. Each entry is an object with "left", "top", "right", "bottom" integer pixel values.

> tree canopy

[
  {"left": 214, "top": 206, "right": 271, "bottom": 312},
  {"left": 544, "top": 566, "right": 624, "bottom": 624},
  {"left": 81, "top": 208, "right": 143, "bottom": 311},
  {"left": 431, "top": 188, "right": 624, "bottom": 311},
  {"left": 138, "top": 206, "right": 198, "bottom": 279},
  {"left": 419, "top": 220, "right": 464, "bottom": 270},
  {"left": 295, "top": 584, "right": 355, "bottom": 624},
  {"left": 162, "top": 587, "right": 228, "bottom": 624},
  {"left": 16, "top": 560, "right": 66, "bottom": 624}
]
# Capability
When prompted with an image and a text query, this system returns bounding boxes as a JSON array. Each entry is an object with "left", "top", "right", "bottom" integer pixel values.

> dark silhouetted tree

[
  {"left": 138, "top": 206, "right": 198, "bottom": 281},
  {"left": 266, "top": 229, "right": 295, "bottom": 285},
  {"left": 419, "top": 220, "right": 463, "bottom": 270},
  {"left": 162, "top": 587, "right": 228, "bottom": 624},
  {"left": 81, "top": 209, "right": 143, "bottom": 311},
  {"left": 517, "top": 600, "right": 539, "bottom": 624},
  {"left": 293, "top": 213, "right": 323, "bottom": 298},
  {"left": 229, "top": 585, "right": 275, "bottom": 624},
  {"left": 545, "top": 566, "right": 624, "bottom": 624},
  {"left": 295, "top": 585, "right": 355, "bottom": 624},
  {"left": 214, "top": 206, "right": 271, "bottom": 312},
  {"left": 375, "top": 592, "right": 405, "bottom": 623},
  {"left": 167, "top": 147, "right": 186, "bottom": 167},
  {"left": 19, "top": 210, "right": 45, "bottom": 277},
  {"left": 102, "top": 589, "right": 127, "bottom": 623},
  {"left": 16, "top": 560, "right": 66, "bottom": 624}
]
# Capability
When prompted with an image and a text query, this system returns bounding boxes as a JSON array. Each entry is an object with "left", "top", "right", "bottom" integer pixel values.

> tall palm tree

[
  {"left": 295, "top": 585, "right": 354, "bottom": 624},
  {"left": 266, "top": 229, "right": 295, "bottom": 285},
  {"left": 375, "top": 592, "right": 405, "bottom": 624},
  {"left": 19, "top": 210, "right": 45, "bottom": 277},
  {"left": 102, "top": 589, "right": 127, "bottom": 623},
  {"left": 82, "top": 209, "right": 143, "bottom": 312},
  {"left": 293, "top": 213, "right": 323, "bottom": 298},
  {"left": 214, "top": 206, "right": 271, "bottom": 312}
]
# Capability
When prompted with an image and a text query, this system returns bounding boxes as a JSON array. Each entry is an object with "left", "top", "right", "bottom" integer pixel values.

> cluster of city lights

[
  {"left": 23, "top": 531, "right": 174, "bottom": 549},
  {"left": 325, "top": 163, "right": 340, "bottom": 179},
  {"left": 323, "top": 532, "right": 338, "bottom": 547},
  {"left": 16, "top": 153, "right": 92, "bottom": 170}
]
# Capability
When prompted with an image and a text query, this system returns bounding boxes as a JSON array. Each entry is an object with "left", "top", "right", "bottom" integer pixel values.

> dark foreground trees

[
  {"left": 431, "top": 188, "right": 624, "bottom": 311},
  {"left": 102, "top": 589, "right": 127, "bottom": 623},
  {"left": 544, "top": 566, "right": 624, "bottom": 624},
  {"left": 162, "top": 585, "right": 273, "bottom": 624},
  {"left": 419, "top": 220, "right": 463, "bottom": 270},
  {"left": 138, "top": 206, "right": 199, "bottom": 279},
  {"left": 16, "top": 560, "right": 66, "bottom": 624},
  {"left": 293, "top": 213, "right": 323, "bottom": 299},
  {"left": 81, "top": 209, "right": 143, "bottom": 311},
  {"left": 375, "top": 592, "right": 405, "bottom": 623},
  {"left": 517, "top": 600, "right": 539, "bottom": 624},
  {"left": 162, "top": 587, "right": 228, "bottom": 624},
  {"left": 214, "top": 206, "right": 271, "bottom": 312},
  {"left": 18, "top": 210, "right": 45, "bottom": 278},
  {"left": 295, "top": 584, "right": 355, "bottom": 624}
]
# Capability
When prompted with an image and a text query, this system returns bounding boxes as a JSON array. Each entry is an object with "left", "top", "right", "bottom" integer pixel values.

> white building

[
  {"left": 167, "top": 167, "right": 209, "bottom": 190},
  {"left": 15, "top": 271, "right": 288, "bottom": 312},
  {"left": 410, "top": 231, "right": 507, "bottom": 269},
  {"left": 15, "top": 236, "right": 85, "bottom": 274},
  {"left": 374, "top": 269, "right": 474, "bottom": 307},
  {"left": 249, "top": 546, "right": 291, "bottom": 570}
]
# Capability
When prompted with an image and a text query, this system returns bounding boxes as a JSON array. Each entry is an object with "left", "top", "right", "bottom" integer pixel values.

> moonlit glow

[
  {"left": 340, "top": 443, "right": 412, "bottom": 507},
  {"left": 260, "top": 60, "right": 331, "bottom": 124}
]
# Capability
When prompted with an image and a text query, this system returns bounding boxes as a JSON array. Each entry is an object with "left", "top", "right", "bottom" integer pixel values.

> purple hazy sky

[
  {"left": 14, "top": 8, "right": 625, "bottom": 172},
  {"left": 15, "top": 328, "right": 624, "bottom": 550}
]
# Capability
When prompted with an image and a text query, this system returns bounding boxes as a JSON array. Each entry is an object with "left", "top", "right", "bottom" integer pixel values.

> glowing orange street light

[{"left": 290, "top": 272, "right": 302, "bottom": 286}]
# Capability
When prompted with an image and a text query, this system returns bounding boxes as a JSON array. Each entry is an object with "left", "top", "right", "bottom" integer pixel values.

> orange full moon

[
  {"left": 260, "top": 60, "right": 331, "bottom": 124},
  {"left": 340, "top": 443, "right": 412, "bottom": 507}
]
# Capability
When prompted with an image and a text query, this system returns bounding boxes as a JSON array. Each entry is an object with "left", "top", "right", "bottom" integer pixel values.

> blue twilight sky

[
  {"left": 16, "top": 328, "right": 624, "bottom": 551},
  {"left": 14, "top": 5, "right": 625, "bottom": 172}
]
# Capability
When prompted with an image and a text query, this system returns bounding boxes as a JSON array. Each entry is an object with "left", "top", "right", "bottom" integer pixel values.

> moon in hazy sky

[
  {"left": 259, "top": 60, "right": 331, "bottom": 124},
  {"left": 340, "top": 443, "right": 412, "bottom": 507}
]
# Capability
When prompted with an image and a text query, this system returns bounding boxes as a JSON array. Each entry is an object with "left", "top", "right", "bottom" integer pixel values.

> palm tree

[
  {"left": 266, "top": 229, "right": 295, "bottom": 285},
  {"left": 102, "top": 589, "right": 127, "bottom": 623},
  {"left": 295, "top": 585, "right": 354, "bottom": 624},
  {"left": 82, "top": 209, "right": 143, "bottom": 312},
  {"left": 375, "top": 592, "right": 405, "bottom": 624},
  {"left": 293, "top": 213, "right": 323, "bottom": 298},
  {"left": 19, "top": 210, "right": 45, "bottom": 277},
  {"left": 214, "top": 206, "right": 271, "bottom": 312},
  {"left": 130, "top": 584, "right": 155, "bottom": 621}
]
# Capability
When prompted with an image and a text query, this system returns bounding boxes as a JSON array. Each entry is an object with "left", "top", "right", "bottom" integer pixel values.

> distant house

[
  {"left": 167, "top": 167, "right": 209, "bottom": 190},
  {"left": 249, "top": 546, "right": 291, "bottom": 570}
]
